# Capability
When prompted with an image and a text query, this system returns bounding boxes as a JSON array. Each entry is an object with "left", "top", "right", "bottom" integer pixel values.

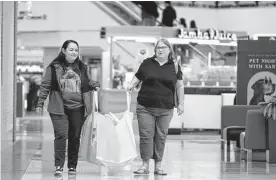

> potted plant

[
  {"left": 258, "top": 95, "right": 276, "bottom": 155},
  {"left": 258, "top": 96, "right": 276, "bottom": 120}
]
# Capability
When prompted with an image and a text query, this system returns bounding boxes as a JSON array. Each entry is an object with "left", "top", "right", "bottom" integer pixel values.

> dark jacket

[
  {"left": 133, "top": 1, "right": 159, "bottom": 18},
  {"left": 36, "top": 60, "right": 99, "bottom": 117},
  {"left": 162, "top": 6, "right": 176, "bottom": 27}
]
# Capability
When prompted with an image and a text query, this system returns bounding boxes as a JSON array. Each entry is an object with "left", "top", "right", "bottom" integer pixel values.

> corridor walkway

[{"left": 2, "top": 112, "right": 276, "bottom": 180}]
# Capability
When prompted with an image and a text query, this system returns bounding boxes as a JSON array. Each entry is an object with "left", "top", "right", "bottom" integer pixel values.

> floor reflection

[{"left": 2, "top": 113, "right": 276, "bottom": 180}]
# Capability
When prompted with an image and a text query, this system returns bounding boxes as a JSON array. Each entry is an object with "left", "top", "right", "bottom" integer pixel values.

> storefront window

[
  {"left": 110, "top": 40, "right": 154, "bottom": 89},
  {"left": 110, "top": 39, "right": 237, "bottom": 89},
  {"left": 17, "top": 48, "right": 44, "bottom": 111},
  {"left": 174, "top": 43, "right": 237, "bottom": 87}
]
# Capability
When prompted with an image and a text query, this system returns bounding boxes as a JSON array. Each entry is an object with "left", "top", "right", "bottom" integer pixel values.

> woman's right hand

[
  {"left": 36, "top": 107, "right": 43, "bottom": 116},
  {"left": 94, "top": 87, "right": 100, "bottom": 91},
  {"left": 127, "top": 76, "right": 140, "bottom": 93},
  {"left": 126, "top": 84, "right": 135, "bottom": 93}
]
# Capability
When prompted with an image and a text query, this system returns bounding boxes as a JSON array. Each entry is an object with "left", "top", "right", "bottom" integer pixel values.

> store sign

[
  {"left": 236, "top": 40, "right": 276, "bottom": 105},
  {"left": 17, "top": 11, "right": 47, "bottom": 20},
  {"left": 258, "top": 36, "right": 276, "bottom": 41},
  {"left": 177, "top": 28, "right": 237, "bottom": 41}
]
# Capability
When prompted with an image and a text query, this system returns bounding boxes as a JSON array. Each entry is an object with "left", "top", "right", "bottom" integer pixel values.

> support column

[
  {"left": 1, "top": 1, "right": 17, "bottom": 150},
  {"left": 0, "top": 1, "right": 3, "bottom": 152}
]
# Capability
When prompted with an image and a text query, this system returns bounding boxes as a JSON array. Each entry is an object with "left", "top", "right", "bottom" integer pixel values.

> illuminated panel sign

[{"left": 177, "top": 29, "right": 237, "bottom": 41}]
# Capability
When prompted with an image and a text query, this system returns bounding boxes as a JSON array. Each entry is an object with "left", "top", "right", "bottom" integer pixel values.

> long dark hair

[
  {"left": 51, "top": 40, "right": 80, "bottom": 67},
  {"left": 50, "top": 40, "right": 81, "bottom": 74},
  {"left": 49, "top": 40, "right": 90, "bottom": 91}
]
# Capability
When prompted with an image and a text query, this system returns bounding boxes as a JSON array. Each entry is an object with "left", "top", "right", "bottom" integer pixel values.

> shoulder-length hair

[
  {"left": 153, "top": 38, "right": 176, "bottom": 62},
  {"left": 50, "top": 40, "right": 81, "bottom": 67}
]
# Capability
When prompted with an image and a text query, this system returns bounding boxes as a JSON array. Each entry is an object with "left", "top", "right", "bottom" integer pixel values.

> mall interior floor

[{"left": 2, "top": 112, "right": 276, "bottom": 180}]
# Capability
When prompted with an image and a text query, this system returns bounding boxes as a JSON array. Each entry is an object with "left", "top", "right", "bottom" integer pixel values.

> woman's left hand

[{"left": 177, "top": 103, "right": 184, "bottom": 115}]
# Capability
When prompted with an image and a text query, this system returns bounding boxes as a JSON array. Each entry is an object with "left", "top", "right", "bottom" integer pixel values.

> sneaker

[
  {"left": 68, "top": 167, "right": 76, "bottom": 175},
  {"left": 54, "top": 166, "right": 63, "bottom": 176}
]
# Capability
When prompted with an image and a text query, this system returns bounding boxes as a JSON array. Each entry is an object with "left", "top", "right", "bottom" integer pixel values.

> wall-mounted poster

[{"left": 237, "top": 40, "right": 276, "bottom": 105}]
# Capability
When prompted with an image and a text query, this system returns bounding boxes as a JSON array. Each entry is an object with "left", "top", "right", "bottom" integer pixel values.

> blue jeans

[{"left": 136, "top": 103, "right": 174, "bottom": 161}]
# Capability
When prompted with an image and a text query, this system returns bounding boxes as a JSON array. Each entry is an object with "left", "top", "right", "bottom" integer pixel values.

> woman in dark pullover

[{"left": 127, "top": 38, "right": 184, "bottom": 175}]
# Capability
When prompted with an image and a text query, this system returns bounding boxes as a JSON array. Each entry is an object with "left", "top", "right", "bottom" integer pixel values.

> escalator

[
  {"left": 188, "top": 43, "right": 209, "bottom": 65},
  {"left": 207, "top": 45, "right": 237, "bottom": 66},
  {"left": 180, "top": 43, "right": 236, "bottom": 67},
  {"left": 92, "top": 1, "right": 157, "bottom": 67},
  {"left": 93, "top": 1, "right": 168, "bottom": 26},
  {"left": 92, "top": 1, "right": 141, "bottom": 25}
]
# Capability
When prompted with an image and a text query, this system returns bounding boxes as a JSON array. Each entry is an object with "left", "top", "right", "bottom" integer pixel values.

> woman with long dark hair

[{"left": 36, "top": 40, "right": 100, "bottom": 176}]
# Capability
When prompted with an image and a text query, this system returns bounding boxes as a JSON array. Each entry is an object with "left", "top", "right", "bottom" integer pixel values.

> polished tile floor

[{"left": 2, "top": 112, "right": 276, "bottom": 180}]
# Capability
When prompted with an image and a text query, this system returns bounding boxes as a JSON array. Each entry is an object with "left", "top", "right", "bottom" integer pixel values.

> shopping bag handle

[
  {"left": 126, "top": 90, "right": 131, "bottom": 111},
  {"left": 94, "top": 91, "right": 99, "bottom": 112},
  {"left": 93, "top": 90, "right": 130, "bottom": 112}
]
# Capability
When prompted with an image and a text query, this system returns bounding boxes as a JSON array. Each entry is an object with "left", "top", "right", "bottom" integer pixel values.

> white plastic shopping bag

[
  {"left": 96, "top": 91, "right": 138, "bottom": 166},
  {"left": 79, "top": 91, "right": 137, "bottom": 167},
  {"left": 169, "top": 108, "right": 182, "bottom": 129},
  {"left": 79, "top": 92, "right": 106, "bottom": 166}
]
